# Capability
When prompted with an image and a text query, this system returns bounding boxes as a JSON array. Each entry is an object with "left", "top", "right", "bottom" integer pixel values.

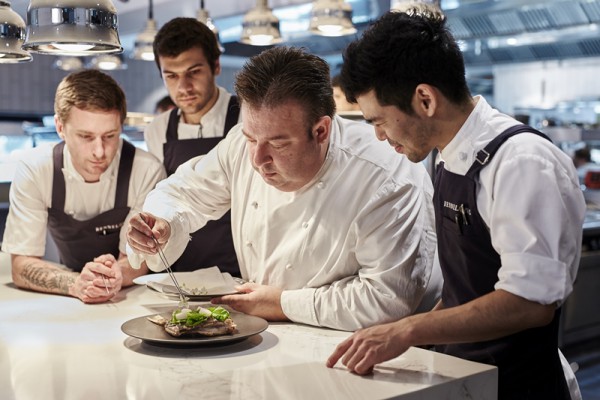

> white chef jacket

[
  {"left": 439, "top": 96, "right": 586, "bottom": 306},
  {"left": 2, "top": 139, "right": 166, "bottom": 258},
  {"left": 129, "top": 116, "right": 438, "bottom": 331},
  {"left": 144, "top": 86, "right": 241, "bottom": 163}
]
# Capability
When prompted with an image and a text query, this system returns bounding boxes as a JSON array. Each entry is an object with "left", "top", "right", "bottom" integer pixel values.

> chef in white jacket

[{"left": 127, "top": 46, "right": 441, "bottom": 331}]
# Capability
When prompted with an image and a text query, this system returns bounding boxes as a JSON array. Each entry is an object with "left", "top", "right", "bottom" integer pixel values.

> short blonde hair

[{"left": 54, "top": 69, "right": 127, "bottom": 124}]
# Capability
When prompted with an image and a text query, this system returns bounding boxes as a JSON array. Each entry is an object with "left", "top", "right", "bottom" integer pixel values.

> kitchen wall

[
  {"left": 0, "top": 55, "right": 240, "bottom": 118},
  {"left": 493, "top": 56, "right": 600, "bottom": 118},
  {"left": 3, "top": 51, "right": 600, "bottom": 124}
]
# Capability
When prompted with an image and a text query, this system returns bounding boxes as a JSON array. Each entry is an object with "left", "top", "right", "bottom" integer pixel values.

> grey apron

[
  {"left": 162, "top": 96, "right": 240, "bottom": 276},
  {"left": 47, "top": 141, "right": 135, "bottom": 272},
  {"left": 433, "top": 125, "right": 570, "bottom": 399}
]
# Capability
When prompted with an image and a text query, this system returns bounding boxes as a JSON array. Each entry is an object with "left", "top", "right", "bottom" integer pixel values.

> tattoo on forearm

[{"left": 22, "top": 262, "right": 76, "bottom": 294}]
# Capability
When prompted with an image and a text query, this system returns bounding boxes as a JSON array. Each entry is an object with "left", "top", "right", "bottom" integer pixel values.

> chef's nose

[
  {"left": 252, "top": 143, "right": 272, "bottom": 167},
  {"left": 374, "top": 127, "right": 387, "bottom": 142},
  {"left": 177, "top": 74, "right": 193, "bottom": 93},
  {"left": 91, "top": 137, "right": 106, "bottom": 158}
]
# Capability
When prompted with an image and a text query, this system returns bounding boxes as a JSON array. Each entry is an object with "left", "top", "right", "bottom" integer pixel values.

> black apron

[
  {"left": 162, "top": 96, "right": 240, "bottom": 276},
  {"left": 47, "top": 141, "right": 135, "bottom": 272},
  {"left": 433, "top": 125, "right": 570, "bottom": 400}
]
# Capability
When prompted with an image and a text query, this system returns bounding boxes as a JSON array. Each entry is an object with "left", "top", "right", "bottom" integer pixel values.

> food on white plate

[
  {"left": 147, "top": 306, "right": 237, "bottom": 337},
  {"left": 180, "top": 282, "right": 208, "bottom": 295}
]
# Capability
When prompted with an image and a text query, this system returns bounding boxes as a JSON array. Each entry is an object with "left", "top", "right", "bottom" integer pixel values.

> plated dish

[{"left": 121, "top": 311, "right": 268, "bottom": 346}]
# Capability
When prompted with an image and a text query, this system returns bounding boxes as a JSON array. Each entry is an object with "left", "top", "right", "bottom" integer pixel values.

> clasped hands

[{"left": 71, "top": 253, "right": 123, "bottom": 303}]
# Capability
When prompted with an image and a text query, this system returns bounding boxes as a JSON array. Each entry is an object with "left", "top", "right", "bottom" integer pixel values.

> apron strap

[
  {"left": 51, "top": 141, "right": 67, "bottom": 210},
  {"left": 165, "top": 108, "right": 180, "bottom": 141},
  {"left": 114, "top": 140, "right": 135, "bottom": 208},
  {"left": 466, "top": 124, "right": 552, "bottom": 178},
  {"left": 224, "top": 96, "right": 240, "bottom": 136}
]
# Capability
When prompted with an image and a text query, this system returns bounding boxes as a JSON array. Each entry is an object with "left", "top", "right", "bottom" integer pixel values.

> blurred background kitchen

[{"left": 1, "top": 0, "right": 599, "bottom": 397}]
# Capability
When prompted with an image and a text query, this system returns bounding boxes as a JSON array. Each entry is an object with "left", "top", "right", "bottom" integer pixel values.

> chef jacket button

[
  {"left": 302, "top": 222, "right": 309, "bottom": 229},
  {"left": 246, "top": 241, "right": 253, "bottom": 248},
  {"left": 251, "top": 201, "right": 258, "bottom": 209},
  {"left": 285, "top": 263, "right": 292, "bottom": 270},
  {"left": 317, "top": 181, "right": 325, "bottom": 189},
  {"left": 459, "top": 152, "right": 467, "bottom": 161}
]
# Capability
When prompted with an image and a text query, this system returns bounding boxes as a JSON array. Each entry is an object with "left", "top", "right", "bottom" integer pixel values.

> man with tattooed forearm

[{"left": 2, "top": 70, "right": 165, "bottom": 303}]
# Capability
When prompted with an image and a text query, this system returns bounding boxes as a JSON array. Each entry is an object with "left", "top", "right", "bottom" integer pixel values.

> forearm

[
  {"left": 402, "top": 289, "right": 557, "bottom": 348},
  {"left": 11, "top": 254, "right": 78, "bottom": 296},
  {"left": 117, "top": 252, "right": 148, "bottom": 287}
]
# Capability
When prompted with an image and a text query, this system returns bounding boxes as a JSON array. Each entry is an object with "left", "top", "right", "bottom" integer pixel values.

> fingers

[
  {"left": 127, "top": 213, "right": 159, "bottom": 254},
  {"left": 326, "top": 338, "right": 353, "bottom": 368},
  {"left": 326, "top": 334, "right": 376, "bottom": 375},
  {"left": 80, "top": 260, "right": 123, "bottom": 299},
  {"left": 127, "top": 212, "right": 172, "bottom": 254}
]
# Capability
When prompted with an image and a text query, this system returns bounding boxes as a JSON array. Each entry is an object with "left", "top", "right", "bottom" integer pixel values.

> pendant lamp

[
  {"left": 0, "top": 1, "right": 32, "bottom": 62},
  {"left": 22, "top": 0, "right": 123, "bottom": 55},
  {"left": 132, "top": 0, "right": 157, "bottom": 61},
  {"left": 53, "top": 55, "right": 83, "bottom": 71},
  {"left": 197, "top": 0, "right": 224, "bottom": 53},
  {"left": 240, "top": 0, "right": 282, "bottom": 46},
  {"left": 309, "top": 0, "right": 356, "bottom": 37},
  {"left": 87, "top": 53, "right": 126, "bottom": 70}
]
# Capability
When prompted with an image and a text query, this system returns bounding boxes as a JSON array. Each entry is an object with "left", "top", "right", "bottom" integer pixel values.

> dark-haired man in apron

[
  {"left": 144, "top": 17, "right": 240, "bottom": 276},
  {"left": 2, "top": 70, "right": 166, "bottom": 304},
  {"left": 327, "top": 9, "right": 585, "bottom": 399}
]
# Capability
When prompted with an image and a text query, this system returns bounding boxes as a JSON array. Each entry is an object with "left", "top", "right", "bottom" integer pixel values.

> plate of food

[
  {"left": 121, "top": 306, "right": 268, "bottom": 346},
  {"left": 133, "top": 267, "right": 241, "bottom": 301}
]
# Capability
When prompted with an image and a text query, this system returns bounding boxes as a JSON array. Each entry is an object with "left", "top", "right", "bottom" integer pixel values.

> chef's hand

[
  {"left": 211, "top": 283, "right": 289, "bottom": 321},
  {"left": 70, "top": 254, "right": 123, "bottom": 303},
  {"left": 326, "top": 321, "right": 411, "bottom": 375},
  {"left": 127, "top": 212, "right": 171, "bottom": 255}
]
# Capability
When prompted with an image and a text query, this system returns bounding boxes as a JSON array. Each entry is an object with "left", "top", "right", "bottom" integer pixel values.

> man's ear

[
  {"left": 54, "top": 115, "right": 65, "bottom": 140},
  {"left": 414, "top": 84, "right": 437, "bottom": 117},
  {"left": 312, "top": 115, "right": 331, "bottom": 144},
  {"left": 214, "top": 58, "right": 221, "bottom": 77}
]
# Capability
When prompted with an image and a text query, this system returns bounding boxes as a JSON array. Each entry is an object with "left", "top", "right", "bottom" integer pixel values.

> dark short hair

[
  {"left": 54, "top": 69, "right": 127, "bottom": 124},
  {"left": 153, "top": 17, "right": 221, "bottom": 73},
  {"left": 234, "top": 46, "right": 336, "bottom": 130},
  {"left": 341, "top": 8, "right": 471, "bottom": 114}
]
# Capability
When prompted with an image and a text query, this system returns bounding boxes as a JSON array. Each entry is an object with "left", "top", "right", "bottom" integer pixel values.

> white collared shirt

[
  {"left": 144, "top": 87, "right": 240, "bottom": 163},
  {"left": 439, "top": 96, "right": 586, "bottom": 305},
  {"left": 2, "top": 139, "right": 166, "bottom": 257},
  {"left": 129, "top": 116, "right": 439, "bottom": 331}
]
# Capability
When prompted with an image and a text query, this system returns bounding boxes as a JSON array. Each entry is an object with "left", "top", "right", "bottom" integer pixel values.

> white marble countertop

[{"left": 0, "top": 252, "right": 497, "bottom": 400}]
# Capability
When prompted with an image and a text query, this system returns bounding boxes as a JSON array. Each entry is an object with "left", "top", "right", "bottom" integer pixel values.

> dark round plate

[{"left": 121, "top": 312, "right": 268, "bottom": 346}]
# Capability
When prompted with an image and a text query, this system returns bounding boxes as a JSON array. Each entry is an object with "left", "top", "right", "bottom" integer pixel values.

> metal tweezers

[
  {"left": 140, "top": 214, "right": 188, "bottom": 307},
  {"left": 152, "top": 237, "right": 189, "bottom": 308}
]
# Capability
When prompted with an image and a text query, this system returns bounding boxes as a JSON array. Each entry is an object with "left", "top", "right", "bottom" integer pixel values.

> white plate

[
  {"left": 133, "top": 269, "right": 239, "bottom": 300},
  {"left": 121, "top": 312, "right": 268, "bottom": 346}
]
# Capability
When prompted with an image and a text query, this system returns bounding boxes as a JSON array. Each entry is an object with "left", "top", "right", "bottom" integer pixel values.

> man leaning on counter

[
  {"left": 326, "top": 7, "right": 585, "bottom": 400},
  {"left": 127, "top": 46, "right": 442, "bottom": 332},
  {"left": 1, "top": 70, "right": 166, "bottom": 304}
]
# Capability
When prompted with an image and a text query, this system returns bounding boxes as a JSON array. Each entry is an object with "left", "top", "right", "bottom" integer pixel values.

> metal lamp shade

[
  {"left": 309, "top": 0, "right": 356, "bottom": 37},
  {"left": 22, "top": 0, "right": 122, "bottom": 56},
  {"left": 132, "top": 18, "right": 156, "bottom": 61},
  {"left": 240, "top": 1, "right": 282, "bottom": 46},
  {"left": 197, "top": 8, "right": 224, "bottom": 53},
  {"left": 0, "top": 1, "right": 32, "bottom": 62}
]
